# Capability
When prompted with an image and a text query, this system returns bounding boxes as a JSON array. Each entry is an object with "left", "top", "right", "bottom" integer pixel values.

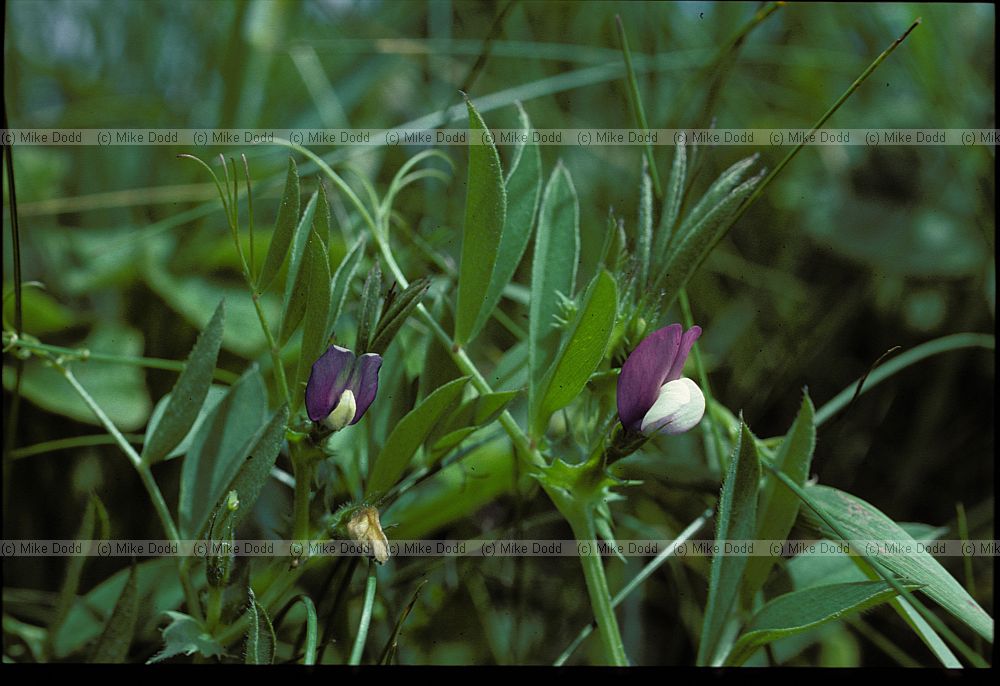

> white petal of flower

[
  {"left": 640, "top": 377, "right": 706, "bottom": 435},
  {"left": 323, "top": 389, "right": 357, "bottom": 432}
]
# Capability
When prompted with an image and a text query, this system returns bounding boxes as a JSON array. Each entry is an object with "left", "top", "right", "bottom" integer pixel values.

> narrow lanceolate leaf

[
  {"left": 225, "top": 404, "right": 289, "bottom": 529},
  {"left": 636, "top": 160, "right": 653, "bottom": 289},
  {"left": 742, "top": 391, "right": 816, "bottom": 605},
  {"left": 244, "top": 589, "right": 276, "bottom": 665},
  {"left": 454, "top": 96, "right": 507, "bottom": 345},
  {"left": 724, "top": 581, "right": 912, "bottom": 666},
  {"left": 427, "top": 390, "right": 519, "bottom": 462},
  {"left": 654, "top": 142, "right": 686, "bottom": 261},
  {"left": 48, "top": 494, "right": 105, "bottom": 651},
  {"left": 355, "top": 261, "right": 382, "bottom": 353},
  {"left": 673, "top": 154, "right": 759, "bottom": 251},
  {"left": 293, "top": 229, "right": 332, "bottom": 414},
  {"left": 697, "top": 420, "right": 760, "bottom": 666},
  {"left": 366, "top": 376, "right": 470, "bottom": 498},
  {"left": 327, "top": 236, "right": 366, "bottom": 342},
  {"left": 470, "top": 101, "right": 542, "bottom": 343},
  {"left": 90, "top": 562, "right": 140, "bottom": 663},
  {"left": 532, "top": 270, "right": 617, "bottom": 435},
  {"left": 658, "top": 170, "right": 762, "bottom": 311},
  {"left": 369, "top": 277, "right": 431, "bottom": 356},
  {"left": 278, "top": 190, "right": 319, "bottom": 345},
  {"left": 800, "top": 484, "right": 994, "bottom": 642},
  {"left": 142, "top": 300, "right": 225, "bottom": 465},
  {"left": 179, "top": 366, "right": 267, "bottom": 539},
  {"left": 529, "top": 162, "right": 580, "bottom": 420},
  {"left": 257, "top": 157, "right": 300, "bottom": 292}
]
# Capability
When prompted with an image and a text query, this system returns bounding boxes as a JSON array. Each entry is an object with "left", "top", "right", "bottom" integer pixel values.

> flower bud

[
  {"left": 346, "top": 505, "right": 390, "bottom": 564},
  {"left": 639, "top": 377, "right": 705, "bottom": 435}
]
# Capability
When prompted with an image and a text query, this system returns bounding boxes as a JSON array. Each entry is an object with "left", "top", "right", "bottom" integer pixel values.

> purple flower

[
  {"left": 305, "top": 345, "right": 382, "bottom": 431},
  {"left": 617, "top": 324, "right": 705, "bottom": 435}
]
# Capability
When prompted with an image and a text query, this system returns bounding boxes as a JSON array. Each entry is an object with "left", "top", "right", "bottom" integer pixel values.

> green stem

[
  {"left": 677, "top": 289, "right": 726, "bottom": 472},
  {"left": 12, "top": 433, "right": 145, "bottom": 460},
  {"left": 56, "top": 363, "right": 203, "bottom": 622},
  {"left": 615, "top": 15, "right": 662, "bottom": 199},
  {"left": 566, "top": 509, "right": 629, "bottom": 665},
  {"left": 291, "top": 447, "right": 316, "bottom": 543},
  {"left": 555, "top": 507, "right": 713, "bottom": 665},
  {"left": 205, "top": 586, "right": 224, "bottom": 631},
  {"left": 732, "top": 18, "right": 921, "bottom": 232},
  {"left": 349, "top": 561, "right": 378, "bottom": 665},
  {"left": 2, "top": 333, "right": 238, "bottom": 383},
  {"left": 250, "top": 291, "right": 291, "bottom": 408},
  {"left": 814, "top": 332, "right": 993, "bottom": 426}
]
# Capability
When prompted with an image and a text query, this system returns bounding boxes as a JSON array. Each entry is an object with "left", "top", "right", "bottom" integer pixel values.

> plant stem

[
  {"left": 555, "top": 507, "right": 713, "bottom": 665},
  {"left": 2, "top": 333, "right": 238, "bottom": 383},
  {"left": 249, "top": 291, "right": 292, "bottom": 408},
  {"left": 566, "top": 510, "right": 629, "bottom": 665},
  {"left": 814, "top": 332, "right": 994, "bottom": 426},
  {"left": 291, "top": 446, "right": 316, "bottom": 543},
  {"left": 56, "top": 363, "right": 203, "bottom": 622},
  {"left": 349, "top": 561, "right": 378, "bottom": 665}
]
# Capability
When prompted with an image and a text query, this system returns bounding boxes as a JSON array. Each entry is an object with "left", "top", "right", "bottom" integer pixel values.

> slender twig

[
  {"left": 349, "top": 561, "right": 378, "bottom": 665},
  {"left": 2, "top": 333, "right": 239, "bottom": 383},
  {"left": 55, "top": 362, "right": 202, "bottom": 621}
]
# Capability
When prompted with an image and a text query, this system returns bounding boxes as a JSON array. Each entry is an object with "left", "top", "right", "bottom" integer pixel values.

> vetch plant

[{"left": 4, "top": 5, "right": 992, "bottom": 669}]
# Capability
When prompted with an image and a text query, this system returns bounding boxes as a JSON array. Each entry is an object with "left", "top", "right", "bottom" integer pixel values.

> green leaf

[
  {"left": 454, "top": 96, "right": 507, "bottom": 345},
  {"left": 742, "top": 391, "right": 816, "bottom": 604},
  {"left": 658, "top": 168, "right": 761, "bottom": 311},
  {"left": 327, "top": 235, "right": 366, "bottom": 342},
  {"left": 529, "top": 161, "right": 580, "bottom": 420},
  {"left": 636, "top": 160, "right": 653, "bottom": 288},
  {"left": 366, "top": 376, "right": 470, "bottom": 498},
  {"left": 355, "top": 261, "right": 382, "bottom": 353},
  {"left": 244, "top": 589, "right": 276, "bottom": 665},
  {"left": 653, "top": 142, "right": 686, "bottom": 260},
  {"left": 469, "top": 101, "right": 542, "bottom": 343},
  {"left": 3, "top": 323, "right": 152, "bottom": 431},
  {"left": 531, "top": 270, "right": 617, "bottom": 435},
  {"left": 54, "top": 558, "right": 182, "bottom": 659},
  {"left": 673, "top": 154, "right": 758, "bottom": 252},
  {"left": 225, "top": 404, "right": 289, "bottom": 529},
  {"left": 148, "top": 611, "right": 224, "bottom": 663},
  {"left": 48, "top": 494, "right": 106, "bottom": 653},
  {"left": 724, "top": 581, "right": 911, "bottom": 666},
  {"left": 90, "top": 562, "right": 140, "bottom": 663},
  {"left": 800, "top": 484, "right": 994, "bottom": 642},
  {"left": 369, "top": 277, "right": 430, "bottom": 356},
  {"left": 144, "top": 385, "right": 228, "bottom": 461},
  {"left": 178, "top": 366, "right": 268, "bottom": 539},
  {"left": 277, "top": 190, "right": 319, "bottom": 345},
  {"left": 257, "top": 156, "right": 300, "bottom": 292},
  {"left": 293, "top": 228, "right": 332, "bottom": 415},
  {"left": 697, "top": 419, "right": 760, "bottom": 666},
  {"left": 427, "top": 390, "right": 519, "bottom": 462},
  {"left": 142, "top": 300, "right": 225, "bottom": 465},
  {"left": 788, "top": 522, "right": 947, "bottom": 591}
]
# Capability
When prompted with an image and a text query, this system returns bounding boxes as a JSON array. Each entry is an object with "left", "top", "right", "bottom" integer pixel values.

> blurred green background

[{"left": 3, "top": 0, "right": 994, "bottom": 665}]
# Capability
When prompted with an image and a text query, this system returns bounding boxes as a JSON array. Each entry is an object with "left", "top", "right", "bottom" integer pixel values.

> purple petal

[
  {"left": 306, "top": 345, "right": 356, "bottom": 422},
  {"left": 617, "top": 324, "right": 682, "bottom": 431},
  {"left": 663, "top": 325, "right": 701, "bottom": 383},
  {"left": 347, "top": 353, "right": 382, "bottom": 424}
]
